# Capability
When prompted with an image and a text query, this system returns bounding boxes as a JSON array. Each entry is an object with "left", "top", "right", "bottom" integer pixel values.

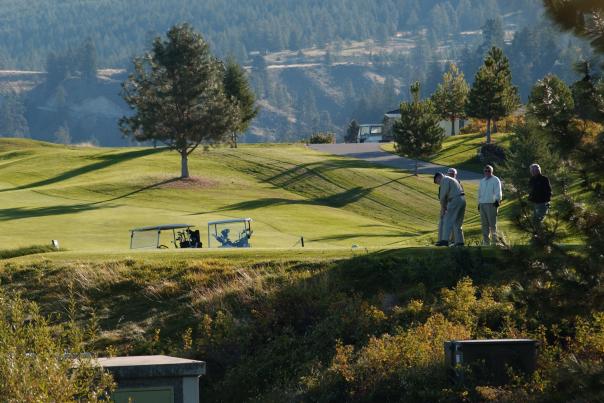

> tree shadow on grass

[
  {"left": 0, "top": 148, "right": 163, "bottom": 192},
  {"left": 0, "top": 177, "right": 182, "bottom": 221},
  {"left": 309, "top": 229, "right": 432, "bottom": 242},
  {"left": 190, "top": 186, "right": 373, "bottom": 214},
  {"left": 0, "top": 203, "right": 118, "bottom": 221}
]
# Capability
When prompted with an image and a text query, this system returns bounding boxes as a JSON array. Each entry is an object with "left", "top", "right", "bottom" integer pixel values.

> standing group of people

[{"left": 433, "top": 163, "right": 552, "bottom": 246}]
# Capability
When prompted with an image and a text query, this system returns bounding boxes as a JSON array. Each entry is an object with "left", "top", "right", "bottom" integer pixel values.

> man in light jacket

[
  {"left": 438, "top": 168, "right": 461, "bottom": 242},
  {"left": 478, "top": 164, "right": 502, "bottom": 245},
  {"left": 434, "top": 172, "right": 466, "bottom": 246}
]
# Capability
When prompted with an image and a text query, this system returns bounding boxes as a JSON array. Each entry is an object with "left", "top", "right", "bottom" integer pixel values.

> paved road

[{"left": 309, "top": 143, "right": 482, "bottom": 184}]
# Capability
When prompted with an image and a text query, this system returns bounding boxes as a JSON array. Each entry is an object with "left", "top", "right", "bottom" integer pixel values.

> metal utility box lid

[
  {"left": 444, "top": 339, "right": 538, "bottom": 386},
  {"left": 98, "top": 355, "right": 206, "bottom": 403}
]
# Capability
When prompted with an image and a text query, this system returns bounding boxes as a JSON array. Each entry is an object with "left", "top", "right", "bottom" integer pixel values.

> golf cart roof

[
  {"left": 207, "top": 218, "right": 252, "bottom": 225},
  {"left": 130, "top": 224, "right": 195, "bottom": 232}
]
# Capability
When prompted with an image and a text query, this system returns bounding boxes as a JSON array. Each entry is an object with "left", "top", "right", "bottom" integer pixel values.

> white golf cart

[
  {"left": 130, "top": 224, "right": 202, "bottom": 249},
  {"left": 207, "top": 218, "right": 253, "bottom": 248}
]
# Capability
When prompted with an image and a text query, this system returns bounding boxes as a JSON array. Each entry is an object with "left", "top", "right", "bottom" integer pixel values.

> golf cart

[
  {"left": 207, "top": 218, "right": 253, "bottom": 248},
  {"left": 130, "top": 224, "right": 202, "bottom": 249}
]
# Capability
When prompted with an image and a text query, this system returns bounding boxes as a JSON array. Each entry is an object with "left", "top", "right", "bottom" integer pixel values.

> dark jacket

[{"left": 529, "top": 174, "right": 552, "bottom": 203}]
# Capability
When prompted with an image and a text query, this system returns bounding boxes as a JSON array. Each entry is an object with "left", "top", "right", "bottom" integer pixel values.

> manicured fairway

[{"left": 0, "top": 138, "right": 516, "bottom": 251}]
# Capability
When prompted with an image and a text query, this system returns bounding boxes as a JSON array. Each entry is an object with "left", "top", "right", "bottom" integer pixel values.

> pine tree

[
  {"left": 466, "top": 47, "right": 519, "bottom": 143},
  {"left": 543, "top": 0, "right": 604, "bottom": 54},
  {"left": 0, "top": 94, "right": 29, "bottom": 137},
  {"left": 345, "top": 119, "right": 360, "bottom": 143},
  {"left": 119, "top": 24, "right": 239, "bottom": 178},
  {"left": 393, "top": 82, "right": 445, "bottom": 175},
  {"left": 528, "top": 74, "right": 580, "bottom": 156},
  {"left": 78, "top": 38, "right": 97, "bottom": 80},
  {"left": 431, "top": 64, "right": 469, "bottom": 136},
  {"left": 223, "top": 57, "right": 259, "bottom": 148}
]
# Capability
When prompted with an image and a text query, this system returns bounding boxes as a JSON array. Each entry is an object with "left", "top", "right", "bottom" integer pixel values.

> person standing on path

[
  {"left": 528, "top": 163, "right": 552, "bottom": 226},
  {"left": 438, "top": 168, "right": 461, "bottom": 242},
  {"left": 478, "top": 164, "right": 502, "bottom": 245},
  {"left": 434, "top": 172, "right": 466, "bottom": 246}
]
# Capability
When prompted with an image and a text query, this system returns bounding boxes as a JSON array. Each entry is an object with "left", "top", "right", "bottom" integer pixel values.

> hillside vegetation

[
  {"left": 383, "top": 131, "right": 512, "bottom": 172},
  {"left": 0, "top": 0, "right": 540, "bottom": 69},
  {"left": 0, "top": 138, "right": 521, "bottom": 251},
  {"left": 2, "top": 247, "right": 601, "bottom": 402}
]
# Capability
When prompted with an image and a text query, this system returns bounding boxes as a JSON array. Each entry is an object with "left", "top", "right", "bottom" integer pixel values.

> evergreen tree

[
  {"left": 119, "top": 24, "right": 238, "bottom": 178},
  {"left": 223, "top": 57, "right": 259, "bottom": 148},
  {"left": 543, "top": 0, "right": 604, "bottom": 54},
  {"left": 466, "top": 47, "right": 519, "bottom": 143},
  {"left": 528, "top": 74, "right": 579, "bottom": 155},
  {"left": 78, "top": 38, "right": 97, "bottom": 80},
  {"left": 345, "top": 119, "right": 360, "bottom": 143},
  {"left": 45, "top": 51, "right": 69, "bottom": 87},
  {"left": 393, "top": 82, "right": 445, "bottom": 175},
  {"left": 431, "top": 64, "right": 469, "bottom": 136},
  {"left": 53, "top": 124, "right": 71, "bottom": 144},
  {"left": 478, "top": 18, "right": 505, "bottom": 56},
  {"left": 0, "top": 94, "right": 29, "bottom": 137}
]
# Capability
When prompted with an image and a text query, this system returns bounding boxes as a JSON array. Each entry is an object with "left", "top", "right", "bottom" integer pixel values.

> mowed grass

[
  {"left": 382, "top": 131, "right": 512, "bottom": 172},
  {"left": 0, "top": 138, "right": 517, "bottom": 251}
]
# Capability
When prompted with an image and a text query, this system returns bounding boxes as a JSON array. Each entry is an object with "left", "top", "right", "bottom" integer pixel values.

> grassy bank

[
  {"left": 382, "top": 131, "right": 512, "bottom": 172},
  {"left": 2, "top": 247, "right": 600, "bottom": 401}
]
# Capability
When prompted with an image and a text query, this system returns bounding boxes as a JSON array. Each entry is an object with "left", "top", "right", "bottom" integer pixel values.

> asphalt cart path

[{"left": 309, "top": 143, "right": 482, "bottom": 184}]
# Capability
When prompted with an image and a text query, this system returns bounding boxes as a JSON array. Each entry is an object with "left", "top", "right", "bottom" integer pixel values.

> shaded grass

[{"left": 0, "top": 244, "right": 58, "bottom": 259}]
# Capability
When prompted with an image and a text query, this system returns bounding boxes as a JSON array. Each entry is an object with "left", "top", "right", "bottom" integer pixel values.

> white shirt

[{"left": 478, "top": 175, "right": 502, "bottom": 204}]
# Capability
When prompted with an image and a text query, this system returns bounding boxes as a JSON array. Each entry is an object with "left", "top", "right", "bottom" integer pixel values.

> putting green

[{"left": 0, "top": 138, "right": 512, "bottom": 251}]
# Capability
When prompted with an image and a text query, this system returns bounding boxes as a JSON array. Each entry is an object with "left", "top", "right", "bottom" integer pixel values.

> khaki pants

[
  {"left": 480, "top": 203, "right": 498, "bottom": 245},
  {"left": 443, "top": 196, "right": 466, "bottom": 245},
  {"left": 438, "top": 214, "right": 453, "bottom": 242}
]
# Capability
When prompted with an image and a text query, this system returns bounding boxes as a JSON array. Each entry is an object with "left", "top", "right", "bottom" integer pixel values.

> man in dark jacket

[{"left": 528, "top": 163, "right": 552, "bottom": 225}]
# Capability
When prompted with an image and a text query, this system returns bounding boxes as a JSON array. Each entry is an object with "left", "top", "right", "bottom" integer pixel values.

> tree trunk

[
  {"left": 486, "top": 118, "right": 492, "bottom": 144},
  {"left": 451, "top": 118, "right": 456, "bottom": 136},
  {"left": 232, "top": 132, "right": 238, "bottom": 148},
  {"left": 181, "top": 150, "right": 189, "bottom": 178},
  {"left": 415, "top": 159, "right": 418, "bottom": 176},
  {"left": 493, "top": 119, "right": 498, "bottom": 133}
]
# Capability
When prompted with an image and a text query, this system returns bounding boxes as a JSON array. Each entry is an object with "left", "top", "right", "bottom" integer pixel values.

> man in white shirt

[{"left": 478, "top": 164, "right": 502, "bottom": 245}]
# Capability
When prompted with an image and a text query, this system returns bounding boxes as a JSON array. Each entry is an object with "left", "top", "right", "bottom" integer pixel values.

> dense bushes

[
  {"left": 1, "top": 248, "right": 601, "bottom": 401},
  {"left": 0, "top": 290, "right": 114, "bottom": 400},
  {"left": 309, "top": 132, "right": 336, "bottom": 144}
]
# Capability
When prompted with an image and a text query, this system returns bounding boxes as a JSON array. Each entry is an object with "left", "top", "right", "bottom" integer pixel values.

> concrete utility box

[
  {"left": 444, "top": 339, "right": 538, "bottom": 385},
  {"left": 98, "top": 355, "right": 206, "bottom": 403}
]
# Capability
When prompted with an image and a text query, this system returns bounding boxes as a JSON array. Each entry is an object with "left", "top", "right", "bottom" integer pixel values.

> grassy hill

[
  {"left": 0, "top": 138, "right": 520, "bottom": 251},
  {"left": 382, "top": 131, "right": 512, "bottom": 173}
]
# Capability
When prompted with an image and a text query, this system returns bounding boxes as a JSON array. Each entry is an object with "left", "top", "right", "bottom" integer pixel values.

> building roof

[
  {"left": 130, "top": 224, "right": 194, "bottom": 232},
  {"left": 207, "top": 218, "right": 252, "bottom": 226}
]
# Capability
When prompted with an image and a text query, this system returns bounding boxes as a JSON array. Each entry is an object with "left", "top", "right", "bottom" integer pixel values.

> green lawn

[
  {"left": 382, "top": 131, "right": 512, "bottom": 172},
  {"left": 0, "top": 138, "right": 522, "bottom": 252}
]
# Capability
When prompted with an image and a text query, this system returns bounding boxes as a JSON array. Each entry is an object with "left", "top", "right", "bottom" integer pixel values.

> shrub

[
  {"left": 0, "top": 244, "right": 58, "bottom": 259},
  {"left": 309, "top": 132, "right": 336, "bottom": 144},
  {"left": 0, "top": 290, "right": 114, "bottom": 401},
  {"left": 314, "top": 314, "right": 471, "bottom": 402}
]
